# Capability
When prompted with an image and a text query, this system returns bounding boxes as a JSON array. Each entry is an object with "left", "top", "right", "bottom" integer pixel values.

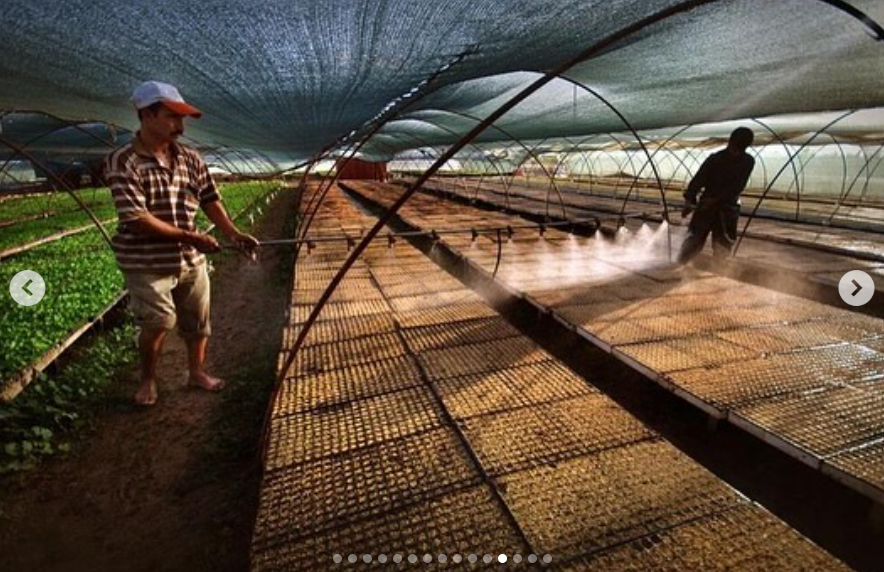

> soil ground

[{"left": 0, "top": 190, "right": 295, "bottom": 572}]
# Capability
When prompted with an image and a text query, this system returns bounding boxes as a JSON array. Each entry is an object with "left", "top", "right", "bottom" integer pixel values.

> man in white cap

[{"left": 104, "top": 80, "right": 258, "bottom": 406}]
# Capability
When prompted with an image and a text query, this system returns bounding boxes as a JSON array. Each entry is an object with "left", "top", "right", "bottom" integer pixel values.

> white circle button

[
  {"left": 10, "top": 270, "right": 46, "bottom": 306},
  {"left": 839, "top": 270, "right": 874, "bottom": 307}
]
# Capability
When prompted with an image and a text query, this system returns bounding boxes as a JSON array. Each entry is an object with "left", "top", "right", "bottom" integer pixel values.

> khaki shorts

[{"left": 124, "top": 264, "right": 211, "bottom": 338}]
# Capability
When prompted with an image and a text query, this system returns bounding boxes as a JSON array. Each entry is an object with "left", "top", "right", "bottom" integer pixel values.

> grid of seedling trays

[
  {"left": 250, "top": 182, "right": 849, "bottom": 571},
  {"left": 343, "top": 179, "right": 884, "bottom": 509}
]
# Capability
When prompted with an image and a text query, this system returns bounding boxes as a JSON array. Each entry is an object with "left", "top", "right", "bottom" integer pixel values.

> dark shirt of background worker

[{"left": 677, "top": 127, "right": 755, "bottom": 263}]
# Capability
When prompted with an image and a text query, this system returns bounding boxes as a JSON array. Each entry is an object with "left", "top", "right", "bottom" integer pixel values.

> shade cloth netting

[{"left": 1, "top": 0, "right": 882, "bottom": 162}]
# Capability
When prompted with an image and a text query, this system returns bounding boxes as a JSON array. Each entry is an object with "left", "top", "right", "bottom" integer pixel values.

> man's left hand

[{"left": 233, "top": 232, "right": 259, "bottom": 260}]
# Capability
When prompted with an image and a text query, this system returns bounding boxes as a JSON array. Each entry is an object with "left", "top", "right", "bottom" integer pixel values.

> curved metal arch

[
  {"left": 550, "top": 134, "right": 645, "bottom": 214},
  {"left": 747, "top": 146, "right": 769, "bottom": 191},
  {"left": 293, "top": 48, "right": 486, "bottom": 256},
  {"left": 375, "top": 121, "right": 513, "bottom": 208},
  {"left": 0, "top": 109, "right": 123, "bottom": 148},
  {"left": 679, "top": 142, "right": 707, "bottom": 177},
  {"left": 587, "top": 144, "right": 626, "bottom": 196},
  {"left": 829, "top": 141, "right": 884, "bottom": 219},
  {"left": 291, "top": 49, "right": 478, "bottom": 252},
  {"left": 549, "top": 137, "right": 585, "bottom": 182},
  {"left": 492, "top": 142, "right": 540, "bottom": 209},
  {"left": 778, "top": 135, "right": 846, "bottom": 213},
  {"left": 750, "top": 118, "right": 806, "bottom": 221},
  {"left": 536, "top": 143, "right": 577, "bottom": 216},
  {"left": 553, "top": 77, "right": 670, "bottom": 226},
  {"left": 221, "top": 146, "right": 282, "bottom": 181},
  {"left": 654, "top": 139, "right": 704, "bottom": 191},
  {"left": 820, "top": 0, "right": 884, "bottom": 40},
  {"left": 195, "top": 143, "right": 265, "bottom": 180},
  {"left": 458, "top": 126, "right": 562, "bottom": 216},
  {"left": 575, "top": 147, "right": 597, "bottom": 194},
  {"left": 512, "top": 139, "right": 559, "bottom": 210},
  {"left": 295, "top": 139, "right": 364, "bottom": 245},
  {"left": 296, "top": 130, "right": 412, "bottom": 249},
  {"left": 857, "top": 141, "right": 881, "bottom": 202},
  {"left": 659, "top": 146, "right": 695, "bottom": 193},
  {"left": 734, "top": 109, "right": 860, "bottom": 255},
  {"left": 565, "top": 133, "right": 694, "bottom": 216},
  {"left": 742, "top": 132, "right": 781, "bottom": 193},
  {"left": 296, "top": 122, "right": 419, "bottom": 248},
  {"left": 1, "top": 138, "right": 110, "bottom": 202},
  {"left": 859, "top": 144, "right": 884, "bottom": 204},
  {"left": 549, "top": 133, "right": 614, "bottom": 198},
  {"left": 180, "top": 138, "right": 286, "bottom": 216},
  {"left": 177, "top": 130, "right": 287, "bottom": 181},
  {"left": 483, "top": 139, "right": 523, "bottom": 201},
  {"left": 851, "top": 142, "right": 874, "bottom": 204},
  {"left": 217, "top": 146, "right": 281, "bottom": 179},
  {"left": 615, "top": 125, "right": 694, "bottom": 216},
  {"left": 819, "top": 133, "right": 860, "bottom": 224},
  {"left": 409, "top": 109, "right": 568, "bottom": 217},
  {"left": 0, "top": 115, "right": 127, "bottom": 215},
  {"left": 244, "top": 147, "right": 284, "bottom": 175},
  {"left": 0, "top": 134, "right": 112, "bottom": 245},
  {"left": 551, "top": 137, "right": 584, "bottom": 184},
  {"left": 825, "top": 133, "right": 851, "bottom": 211},
  {"left": 209, "top": 145, "right": 287, "bottom": 206},
  {"left": 593, "top": 132, "right": 643, "bottom": 205},
  {"left": 0, "top": 167, "right": 26, "bottom": 185},
  {"left": 428, "top": 109, "right": 570, "bottom": 219},
  {"left": 504, "top": 136, "right": 555, "bottom": 202},
  {"left": 0, "top": 114, "right": 130, "bottom": 203},
  {"left": 201, "top": 145, "right": 267, "bottom": 180},
  {"left": 477, "top": 139, "right": 522, "bottom": 196}
]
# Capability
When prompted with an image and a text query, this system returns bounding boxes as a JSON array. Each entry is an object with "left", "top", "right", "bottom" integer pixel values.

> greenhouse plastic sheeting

[{"left": 1, "top": 0, "right": 883, "bottom": 161}]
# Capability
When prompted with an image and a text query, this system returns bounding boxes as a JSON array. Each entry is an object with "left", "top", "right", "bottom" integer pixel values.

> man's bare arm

[
  {"left": 202, "top": 201, "right": 239, "bottom": 240},
  {"left": 202, "top": 201, "right": 259, "bottom": 257},
  {"left": 128, "top": 212, "right": 219, "bottom": 252}
]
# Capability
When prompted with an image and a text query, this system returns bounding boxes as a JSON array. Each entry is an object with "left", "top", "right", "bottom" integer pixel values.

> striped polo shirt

[{"left": 104, "top": 139, "right": 221, "bottom": 273}]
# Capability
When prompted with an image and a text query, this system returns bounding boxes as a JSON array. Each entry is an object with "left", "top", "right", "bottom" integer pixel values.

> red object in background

[{"left": 336, "top": 158, "right": 388, "bottom": 180}]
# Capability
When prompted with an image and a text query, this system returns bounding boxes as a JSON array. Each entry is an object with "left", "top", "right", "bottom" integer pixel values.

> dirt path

[{"left": 0, "top": 190, "right": 295, "bottom": 572}]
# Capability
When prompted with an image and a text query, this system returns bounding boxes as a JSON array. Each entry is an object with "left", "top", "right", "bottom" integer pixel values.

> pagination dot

[
  {"left": 362, "top": 554, "right": 372, "bottom": 563},
  {"left": 348, "top": 554, "right": 357, "bottom": 564},
  {"left": 332, "top": 554, "right": 342, "bottom": 564},
  {"left": 543, "top": 554, "right": 553, "bottom": 564},
  {"left": 498, "top": 554, "right": 507, "bottom": 563}
]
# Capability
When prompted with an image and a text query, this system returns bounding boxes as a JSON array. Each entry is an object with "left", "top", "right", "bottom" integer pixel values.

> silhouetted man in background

[{"left": 677, "top": 127, "right": 755, "bottom": 263}]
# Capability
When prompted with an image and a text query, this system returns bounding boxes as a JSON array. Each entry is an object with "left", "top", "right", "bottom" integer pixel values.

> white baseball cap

[{"left": 131, "top": 80, "right": 202, "bottom": 118}]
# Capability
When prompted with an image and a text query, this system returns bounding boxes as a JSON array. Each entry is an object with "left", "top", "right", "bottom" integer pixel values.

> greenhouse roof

[{"left": 1, "top": 0, "right": 883, "bottom": 163}]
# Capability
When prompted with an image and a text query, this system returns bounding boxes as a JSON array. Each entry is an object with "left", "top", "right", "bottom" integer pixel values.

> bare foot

[
  {"left": 134, "top": 380, "right": 158, "bottom": 406},
  {"left": 187, "top": 372, "right": 225, "bottom": 393}
]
